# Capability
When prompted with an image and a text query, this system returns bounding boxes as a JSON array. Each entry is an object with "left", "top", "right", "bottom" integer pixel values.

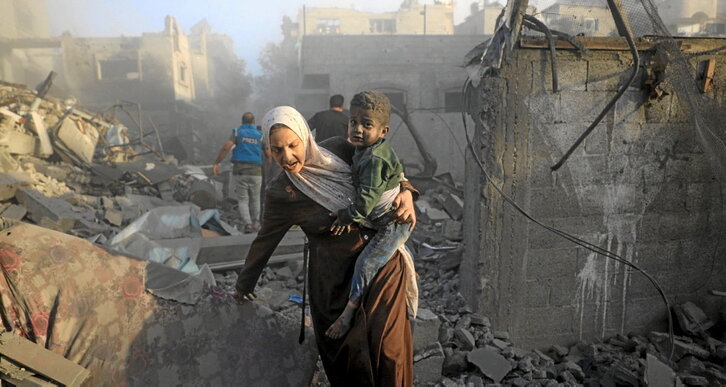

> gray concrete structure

[
  {"left": 463, "top": 37, "right": 726, "bottom": 349},
  {"left": 298, "top": 34, "right": 486, "bottom": 181}
]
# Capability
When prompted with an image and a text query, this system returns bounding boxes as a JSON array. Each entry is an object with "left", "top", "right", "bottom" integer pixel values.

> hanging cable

[
  {"left": 460, "top": 77, "right": 675, "bottom": 361},
  {"left": 550, "top": 0, "right": 641, "bottom": 171}
]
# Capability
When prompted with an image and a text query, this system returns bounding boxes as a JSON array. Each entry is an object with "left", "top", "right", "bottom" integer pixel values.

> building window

[
  {"left": 370, "top": 19, "right": 396, "bottom": 33},
  {"left": 98, "top": 58, "right": 140, "bottom": 81},
  {"left": 302, "top": 74, "right": 330, "bottom": 89},
  {"left": 444, "top": 91, "right": 463, "bottom": 113},
  {"left": 377, "top": 90, "right": 405, "bottom": 111},
  {"left": 316, "top": 19, "right": 340, "bottom": 34},
  {"left": 179, "top": 64, "right": 187, "bottom": 82}
]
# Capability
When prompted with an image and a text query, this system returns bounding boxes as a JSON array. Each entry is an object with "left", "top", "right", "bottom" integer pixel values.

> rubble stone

[
  {"left": 414, "top": 353, "right": 444, "bottom": 385},
  {"left": 649, "top": 332, "right": 711, "bottom": 360},
  {"left": 442, "top": 350, "right": 469, "bottom": 376},
  {"left": 414, "top": 308, "right": 442, "bottom": 353},
  {"left": 1, "top": 204, "right": 27, "bottom": 220},
  {"left": 467, "top": 347, "right": 512, "bottom": 383},
  {"left": 455, "top": 328, "right": 476, "bottom": 351},
  {"left": 680, "top": 374, "right": 708, "bottom": 385}
]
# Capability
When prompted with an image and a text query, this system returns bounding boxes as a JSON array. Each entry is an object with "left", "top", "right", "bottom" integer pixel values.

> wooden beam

[
  {"left": 519, "top": 36, "right": 687, "bottom": 52},
  {"left": 700, "top": 59, "right": 717, "bottom": 93},
  {"left": 0, "top": 331, "right": 89, "bottom": 386}
]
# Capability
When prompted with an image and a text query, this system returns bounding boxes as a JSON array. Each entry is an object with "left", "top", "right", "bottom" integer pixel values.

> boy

[{"left": 326, "top": 91, "right": 413, "bottom": 339}]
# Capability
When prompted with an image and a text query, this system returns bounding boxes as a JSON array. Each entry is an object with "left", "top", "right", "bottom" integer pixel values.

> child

[{"left": 326, "top": 91, "right": 413, "bottom": 339}]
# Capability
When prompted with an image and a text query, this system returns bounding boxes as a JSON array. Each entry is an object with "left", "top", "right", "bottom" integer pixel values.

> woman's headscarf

[
  {"left": 261, "top": 106, "right": 419, "bottom": 318},
  {"left": 261, "top": 106, "right": 354, "bottom": 214}
]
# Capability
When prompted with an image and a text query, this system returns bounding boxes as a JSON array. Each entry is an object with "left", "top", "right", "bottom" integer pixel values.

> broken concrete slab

[
  {"left": 414, "top": 308, "right": 442, "bottom": 353},
  {"left": 454, "top": 327, "right": 476, "bottom": 351},
  {"left": 0, "top": 148, "right": 20, "bottom": 173},
  {"left": 650, "top": 332, "right": 711, "bottom": 360},
  {"left": 104, "top": 208, "right": 123, "bottom": 227},
  {"left": 0, "top": 130, "right": 38, "bottom": 155},
  {"left": 16, "top": 188, "right": 84, "bottom": 231},
  {"left": 467, "top": 347, "right": 512, "bottom": 383},
  {"left": 28, "top": 112, "right": 53, "bottom": 157},
  {"left": 415, "top": 198, "right": 451, "bottom": 223},
  {"left": 441, "top": 192, "right": 464, "bottom": 220},
  {"left": 193, "top": 230, "right": 306, "bottom": 268},
  {"left": 0, "top": 172, "right": 30, "bottom": 200},
  {"left": 56, "top": 117, "right": 99, "bottom": 164},
  {"left": 0, "top": 331, "right": 90, "bottom": 386},
  {"left": 414, "top": 353, "right": 445, "bottom": 385},
  {"left": 674, "top": 301, "right": 714, "bottom": 335},
  {"left": 1, "top": 204, "right": 27, "bottom": 220},
  {"left": 442, "top": 350, "right": 469, "bottom": 376},
  {"left": 646, "top": 353, "right": 679, "bottom": 387}
]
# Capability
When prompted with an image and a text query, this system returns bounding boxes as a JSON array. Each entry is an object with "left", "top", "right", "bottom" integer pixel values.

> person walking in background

[
  {"left": 213, "top": 112, "right": 263, "bottom": 233},
  {"left": 308, "top": 94, "right": 349, "bottom": 143}
]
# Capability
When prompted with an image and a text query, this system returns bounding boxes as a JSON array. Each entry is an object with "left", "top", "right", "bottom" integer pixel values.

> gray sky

[{"left": 47, "top": 0, "right": 497, "bottom": 75}]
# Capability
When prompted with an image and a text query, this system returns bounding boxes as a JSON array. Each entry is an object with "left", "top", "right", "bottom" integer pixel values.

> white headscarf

[
  {"left": 261, "top": 106, "right": 354, "bottom": 214},
  {"left": 261, "top": 106, "right": 419, "bottom": 318}
]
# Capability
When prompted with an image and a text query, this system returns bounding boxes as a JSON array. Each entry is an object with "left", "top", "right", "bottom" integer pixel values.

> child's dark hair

[{"left": 350, "top": 91, "right": 391, "bottom": 125}]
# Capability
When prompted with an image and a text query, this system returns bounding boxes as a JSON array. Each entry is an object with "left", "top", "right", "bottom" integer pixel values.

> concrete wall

[
  {"left": 0, "top": 0, "right": 49, "bottom": 39},
  {"left": 298, "top": 2, "right": 454, "bottom": 36},
  {"left": 462, "top": 38, "right": 726, "bottom": 349},
  {"left": 455, "top": 5, "right": 504, "bottom": 35},
  {"left": 542, "top": 4, "right": 617, "bottom": 37},
  {"left": 298, "top": 34, "right": 485, "bottom": 181}
]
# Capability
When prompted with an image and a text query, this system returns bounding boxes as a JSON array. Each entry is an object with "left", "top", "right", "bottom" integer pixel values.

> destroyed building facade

[
  {"left": 298, "top": 0, "right": 455, "bottom": 36},
  {"left": 0, "top": 6, "right": 247, "bottom": 164},
  {"left": 462, "top": 35, "right": 726, "bottom": 349}
]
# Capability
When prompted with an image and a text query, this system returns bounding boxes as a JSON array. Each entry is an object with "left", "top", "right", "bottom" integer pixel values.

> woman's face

[{"left": 269, "top": 126, "right": 305, "bottom": 173}]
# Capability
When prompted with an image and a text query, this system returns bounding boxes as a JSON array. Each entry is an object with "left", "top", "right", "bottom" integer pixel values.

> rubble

[{"left": 2, "top": 75, "right": 725, "bottom": 385}]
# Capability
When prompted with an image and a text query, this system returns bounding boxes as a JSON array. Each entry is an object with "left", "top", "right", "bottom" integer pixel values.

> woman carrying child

[{"left": 234, "top": 104, "right": 417, "bottom": 386}]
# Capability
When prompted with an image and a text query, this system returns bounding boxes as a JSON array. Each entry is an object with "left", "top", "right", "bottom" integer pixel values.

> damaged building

[
  {"left": 0, "top": 1, "right": 249, "bottom": 164},
  {"left": 2, "top": 0, "right": 726, "bottom": 386}
]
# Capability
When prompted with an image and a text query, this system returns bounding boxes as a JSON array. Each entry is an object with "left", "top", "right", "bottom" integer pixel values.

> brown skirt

[{"left": 318, "top": 253, "right": 413, "bottom": 387}]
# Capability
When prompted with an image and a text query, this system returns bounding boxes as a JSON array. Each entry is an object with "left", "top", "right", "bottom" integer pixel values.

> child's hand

[{"left": 329, "top": 214, "right": 351, "bottom": 236}]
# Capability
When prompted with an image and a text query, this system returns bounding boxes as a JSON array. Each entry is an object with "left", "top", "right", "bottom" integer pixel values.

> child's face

[{"left": 348, "top": 107, "right": 389, "bottom": 147}]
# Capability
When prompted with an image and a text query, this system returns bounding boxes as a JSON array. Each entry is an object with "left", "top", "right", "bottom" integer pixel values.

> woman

[{"left": 235, "top": 106, "right": 417, "bottom": 386}]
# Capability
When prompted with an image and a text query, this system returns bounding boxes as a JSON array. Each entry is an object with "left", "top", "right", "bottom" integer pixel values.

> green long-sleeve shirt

[{"left": 337, "top": 139, "right": 404, "bottom": 225}]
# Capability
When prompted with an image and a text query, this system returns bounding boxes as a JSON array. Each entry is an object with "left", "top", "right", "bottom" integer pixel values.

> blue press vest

[{"left": 231, "top": 124, "right": 262, "bottom": 164}]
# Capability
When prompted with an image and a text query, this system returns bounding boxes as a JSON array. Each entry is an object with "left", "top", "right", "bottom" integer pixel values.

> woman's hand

[
  {"left": 233, "top": 290, "right": 256, "bottom": 304},
  {"left": 392, "top": 189, "right": 416, "bottom": 231},
  {"left": 329, "top": 214, "right": 352, "bottom": 236}
]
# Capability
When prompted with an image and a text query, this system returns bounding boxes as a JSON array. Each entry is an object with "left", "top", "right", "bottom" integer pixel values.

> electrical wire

[{"left": 460, "top": 78, "right": 675, "bottom": 362}]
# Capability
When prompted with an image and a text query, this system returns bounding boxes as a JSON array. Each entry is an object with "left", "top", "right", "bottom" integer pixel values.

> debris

[
  {"left": 103, "top": 208, "right": 123, "bottom": 227},
  {"left": 414, "top": 308, "right": 442, "bottom": 352},
  {"left": 0, "top": 204, "right": 26, "bottom": 220},
  {"left": 441, "top": 192, "right": 464, "bottom": 221},
  {"left": 454, "top": 327, "right": 476, "bottom": 351},
  {"left": 16, "top": 188, "right": 85, "bottom": 232},
  {"left": 0, "top": 172, "right": 29, "bottom": 200},
  {"left": 442, "top": 350, "right": 469, "bottom": 376},
  {"left": 0, "top": 331, "right": 90, "bottom": 386},
  {"left": 467, "top": 347, "right": 512, "bottom": 383},
  {"left": 0, "top": 221, "right": 318, "bottom": 385},
  {"left": 674, "top": 301, "right": 714, "bottom": 335}
]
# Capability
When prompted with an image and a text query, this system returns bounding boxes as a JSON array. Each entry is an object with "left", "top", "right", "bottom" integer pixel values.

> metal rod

[{"left": 550, "top": 0, "right": 640, "bottom": 171}]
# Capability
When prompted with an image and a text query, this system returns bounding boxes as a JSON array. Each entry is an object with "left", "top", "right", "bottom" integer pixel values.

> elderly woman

[{"left": 235, "top": 106, "right": 417, "bottom": 385}]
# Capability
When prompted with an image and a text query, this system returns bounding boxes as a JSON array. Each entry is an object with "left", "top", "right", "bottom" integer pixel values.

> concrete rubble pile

[
  {"left": 396, "top": 191, "right": 726, "bottom": 387},
  {"left": 0, "top": 79, "right": 255, "bottom": 257},
  {"left": 0, "top": 79, "right": 319, "bottom": 385}
]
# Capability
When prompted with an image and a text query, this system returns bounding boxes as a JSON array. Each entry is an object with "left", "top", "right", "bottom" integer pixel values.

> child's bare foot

[{"left": 325, "top": 302, "right": 357, "bottom": 339}]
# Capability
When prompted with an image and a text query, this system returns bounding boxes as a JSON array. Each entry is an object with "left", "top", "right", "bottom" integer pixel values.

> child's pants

[{"left": 348, "top": 213, "right": 412, "bottom": 303}]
